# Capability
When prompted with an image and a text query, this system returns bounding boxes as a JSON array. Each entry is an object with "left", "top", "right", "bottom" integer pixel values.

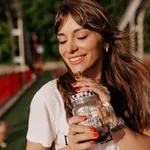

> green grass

[{"left": 0, "top": 71, "right": 54, "bottom": 150}]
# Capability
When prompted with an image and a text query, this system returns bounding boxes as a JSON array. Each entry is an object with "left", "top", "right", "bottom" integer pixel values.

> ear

[{"left": 104, "top": 41, "right": 112, "bottom": 49}]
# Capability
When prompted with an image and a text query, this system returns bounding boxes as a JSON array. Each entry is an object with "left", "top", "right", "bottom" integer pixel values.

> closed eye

[
  {"left": 59, "top": 40, "right": 67, "bottom": 44},
  {"left": 78, "top": 35, "right": 88, "bottom": 40}
]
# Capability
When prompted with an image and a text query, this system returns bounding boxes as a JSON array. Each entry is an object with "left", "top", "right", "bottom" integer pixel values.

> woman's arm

[
  {"left": 112, "top": 126, "right": 150, "bottom": 150},
  {"left": 26, "top": 140, "right": 49, "bottom": 150}
]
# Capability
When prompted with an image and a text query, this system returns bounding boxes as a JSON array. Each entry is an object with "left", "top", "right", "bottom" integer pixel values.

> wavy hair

[{"left": 55, "top": 0, "right": 150, "bottom": 131}]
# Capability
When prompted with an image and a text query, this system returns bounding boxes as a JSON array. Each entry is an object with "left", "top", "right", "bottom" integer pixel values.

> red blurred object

[
  {"left": 25, "top": 70, "right": 32, "bottom": 84},
  {"left": 0, "top": 70, "right": 33, "bottom": 107}
]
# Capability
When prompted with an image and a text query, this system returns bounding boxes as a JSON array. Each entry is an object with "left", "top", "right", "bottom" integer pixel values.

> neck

[
  {"left": 83, "top": 71, "right": 102, "bottom": 83},
  {"left": 82, "top": 59, "right": 103, "bottom": 83}
]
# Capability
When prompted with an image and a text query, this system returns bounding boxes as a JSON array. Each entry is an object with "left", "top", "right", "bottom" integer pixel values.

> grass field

[{"left": 0, "top": 71, "right": 54, "bottom": 150}]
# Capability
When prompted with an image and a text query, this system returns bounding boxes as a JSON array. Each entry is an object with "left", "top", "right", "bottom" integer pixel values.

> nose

[{"left": 66, "top": 39, "right": 78, "bottom": 53}]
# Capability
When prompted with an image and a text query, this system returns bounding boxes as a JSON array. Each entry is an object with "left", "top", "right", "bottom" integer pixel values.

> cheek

[
  {"left": 77, "top": 40, "right": 93, "bottom": 50},
  {"left": 58, "top": 46, "right": 64, "bottom": 57},
  {"left": 86, "top": 37, "right": 104, "bottom": 51},
  {"left": 89, "top": 43, "right": 104, "bottom": 55},
  {"left": 89, "top": 42, "right": 104, "bottom": 60},
  {"left": 96, "top": 40, "right": 105, "bottom": 53}
]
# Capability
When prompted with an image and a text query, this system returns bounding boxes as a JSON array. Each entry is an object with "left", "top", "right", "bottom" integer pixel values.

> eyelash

[
  {"left": 78, "top": 35, "right": 88, "bottom": 40},
  {"left": 59, "top": 41, "right": 67, "bottom": 44},
  {"left": 59, "top": 35, "right": 88, "bottom": 44}
]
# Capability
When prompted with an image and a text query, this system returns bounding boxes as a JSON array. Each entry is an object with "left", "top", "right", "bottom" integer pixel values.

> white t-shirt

[{"left": 26, "top": 79, "right": 119, "bottom": 150}]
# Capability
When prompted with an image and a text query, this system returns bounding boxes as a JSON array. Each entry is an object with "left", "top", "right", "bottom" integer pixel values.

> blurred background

[{"left": 0, "top": 0, "right": 150, "bottom": 150}]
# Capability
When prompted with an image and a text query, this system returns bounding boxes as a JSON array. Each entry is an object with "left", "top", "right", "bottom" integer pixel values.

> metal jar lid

[{"left": 70, "top": 90, "right": 96, "bottom": 103}]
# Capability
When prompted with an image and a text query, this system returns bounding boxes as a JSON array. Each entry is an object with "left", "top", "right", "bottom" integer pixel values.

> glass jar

[{"left": 70, "top": 90, "right": 118, "bottom": 142}]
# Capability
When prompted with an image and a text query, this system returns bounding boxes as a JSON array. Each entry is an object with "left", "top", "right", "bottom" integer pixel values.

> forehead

[{"left": 58, "top": 14, "right": 83, "bottom": 34}]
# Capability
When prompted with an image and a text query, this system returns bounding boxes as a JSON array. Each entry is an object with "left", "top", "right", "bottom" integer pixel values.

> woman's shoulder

[
  {"left": 36, "top": 79, "right": 59, "bottom": 99},
  {"left": 31, "top": 79, "right": 59, "bottom": 105},
  {"left": 40, "top": 78, "right": 57, "bottom": 91},
  {"left": 30, "top": 78, "right": 65, "bottom": 114}
]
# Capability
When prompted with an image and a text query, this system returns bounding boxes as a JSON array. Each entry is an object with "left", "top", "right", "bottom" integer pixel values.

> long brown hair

[{"left": 55, "top": 0, "right": 150, "bottom": 131}]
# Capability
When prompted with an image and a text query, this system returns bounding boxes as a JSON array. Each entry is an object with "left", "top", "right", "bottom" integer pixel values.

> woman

[{"left": 26, "top": 0, "right": 150, "bottom": 150}]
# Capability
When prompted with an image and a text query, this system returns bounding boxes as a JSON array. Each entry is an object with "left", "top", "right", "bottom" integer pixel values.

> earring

[{"left": 106, "top": 47, "right": 109, "bottom": 52}]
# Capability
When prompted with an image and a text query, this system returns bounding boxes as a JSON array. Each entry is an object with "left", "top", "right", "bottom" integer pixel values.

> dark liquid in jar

[
  {"left": 95, "top": 132, "right": 109, "bottom": 143},
  {"left": 79, "top": 132, "right": 109, "bottom": 144}
]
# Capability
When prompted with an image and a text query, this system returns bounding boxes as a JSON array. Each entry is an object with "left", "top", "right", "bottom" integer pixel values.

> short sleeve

[{"left": 26, "top": 91, "right": 56, "bottom": 147}]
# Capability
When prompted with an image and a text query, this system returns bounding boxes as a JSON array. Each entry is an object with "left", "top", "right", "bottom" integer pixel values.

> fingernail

[
  {"left": 90, "top": 127, "right": 96, "bottom": 132},
  {"left": 76, "top": 88, "right": 80, "bottom": 92},
  {"left": 71, "top": 82, "right": 77, "bottom": 86},
  {"left": 80, "top": 116, "right": 86, "bottom": 120},
  {"left": 94, "top": 132, "right": 100, "bottom": 137},
  {"left": 90, "top": 140, "right": 96, "bottom": 145},
  {"left": 75, "top": 76, "right": 80, "bottom": 80},
  {"left": 85, "top": 85, "right": 89, "bottom": 88}
]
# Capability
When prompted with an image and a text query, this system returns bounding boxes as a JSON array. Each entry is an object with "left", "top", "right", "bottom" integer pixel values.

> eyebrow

[{"left": 57, "top": 28, "right": 85, "bottom": 36}]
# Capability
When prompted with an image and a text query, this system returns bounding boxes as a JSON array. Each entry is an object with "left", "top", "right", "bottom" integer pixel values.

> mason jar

[{"left": 70, "top": 90, "right": 118, "bottom": 143}]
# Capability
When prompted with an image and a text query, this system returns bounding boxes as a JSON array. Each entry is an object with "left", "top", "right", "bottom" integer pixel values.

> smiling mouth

[{"left": 69, "top": 55, "right": 86, "bottom": 64}]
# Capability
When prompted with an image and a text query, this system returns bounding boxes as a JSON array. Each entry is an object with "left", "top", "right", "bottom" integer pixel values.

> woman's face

[{"left": 57, "top": 14, "right": 106, "bottom": 78}]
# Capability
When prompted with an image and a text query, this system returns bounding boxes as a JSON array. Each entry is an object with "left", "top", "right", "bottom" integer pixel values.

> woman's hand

[
  {"left": 68, "top": 116, "right": 100, "bottom": 150},
  {"left": 71, "top": 75, "right": 113, "bottom": 126},
  {"left": 72, "top": 75, "right": 110, "bottom": 103}
]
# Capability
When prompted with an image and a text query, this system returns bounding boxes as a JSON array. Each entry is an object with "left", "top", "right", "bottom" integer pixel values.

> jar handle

[{"left": 101, "top": 101, "right": 118, "bottom": 128}]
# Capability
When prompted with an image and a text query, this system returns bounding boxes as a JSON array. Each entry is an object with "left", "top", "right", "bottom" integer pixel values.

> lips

[{"left": 69, "top": 54, "right": 86, "bottom": 65}]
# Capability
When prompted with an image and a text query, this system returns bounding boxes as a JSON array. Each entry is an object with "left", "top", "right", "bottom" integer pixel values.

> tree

[
  {"left": 19, "top": 0, "right": 129, "bottom": 61},
  {"left": 100, "top": 0, "right": 128, "bottom": 24},
  {"left": 0, "top": 0, "right": 149, "bottom": 64},
  {"left": 0, "top": 2, "right": 11, "bottom": 63},
  {"left": 19, "top": 0, "right": 61, "bottom": 61}
]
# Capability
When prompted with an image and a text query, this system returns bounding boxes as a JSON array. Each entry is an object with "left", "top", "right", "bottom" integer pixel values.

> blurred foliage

[
  {"left": 19, "top": 0, "right": 61, "bottom": 61},
  {"left": 0, "top": 0, "right": 150, "bottom": 64},
  {"left": 101, "top": 0, "right": 150, "bottom": 53},
  {"left": 100, "top": 0, "right": 128, "bottom": 24},
  {"left": 20, "top": 0, "right": 129, "bottom": 62},
  {"left": 0, "top": 4, "right": 11, "bottom": 64}
]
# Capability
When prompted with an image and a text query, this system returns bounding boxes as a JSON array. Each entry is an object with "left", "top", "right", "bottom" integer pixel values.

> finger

[
  {"left": 71, "top": 79, "right": 94, "bottom": 89},
  {"left": 72, "top": 132, "right": 100, "bottom": 143},
  {"left": 68, "top": 116, "right": 86, "bottom": 125},
  {"left": 71, "top": 80, "right": 107, "bottom": 93},
  {"left": 74, "top": 75, "right": 93, "bottom": 83},
  {"left": 69, "top": 124, "right": 96, "bottom": 135},
  {"left": 77, "top": 85, "right": 110, "bottom": 103},
  {"left": 88, "top": 85, "right": 110, "bottom": 102},
  {"left": 76, "top": 82, "right": 110, "bottom": 94},
  {"left": 72, "top": 78, "right": 110, "bottom": 95}
]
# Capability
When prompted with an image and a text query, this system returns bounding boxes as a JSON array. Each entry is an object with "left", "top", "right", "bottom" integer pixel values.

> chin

[
  {"left": 70, "top": 67, "right": 87, "bottom": 75},
  {"left": 65, "top": 61, "right": 88, "bottom": 75}
]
